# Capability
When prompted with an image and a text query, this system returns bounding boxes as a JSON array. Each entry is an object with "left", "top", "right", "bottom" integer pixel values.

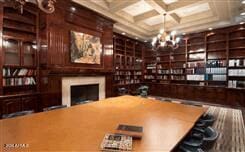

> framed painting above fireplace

[{"left": 70, "top": 31, "right": 102, "bottom": 64}]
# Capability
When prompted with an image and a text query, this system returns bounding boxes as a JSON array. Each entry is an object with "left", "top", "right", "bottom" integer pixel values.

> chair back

[
  {"left": 199, "top": 114, "right": 215, "bottom": 126},
  {"left": 43, "top": 105, "right": 67, "bottom": 111},
  {"left": 2, "top": 110, "right": 34, "bottom": 119},
  {"left": 202, "top": 127, "right": 219, "bottom": 150},
  {"left": 118, "top": 87, "right": 127, "bottom": 96},
  {"left": 138, "top": 85, "right": 149, "bottom": 97}
]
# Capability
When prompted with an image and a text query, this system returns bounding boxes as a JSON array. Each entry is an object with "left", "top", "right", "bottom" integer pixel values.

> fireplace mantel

[{"left": 62, "top": 76, "right": 105, "bottom": 107}]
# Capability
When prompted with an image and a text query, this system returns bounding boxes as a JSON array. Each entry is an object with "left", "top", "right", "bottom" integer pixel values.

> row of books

[
  {"left": 157, "top": 69, "right": 185, "bottom": 74},
  {"left": 171, "top": 69, "right": 185, "bottom": 74},
  {"left": 206, "top": 74, "right": 227, "bottom": 81},
  {"left": 206, "top": 68, "right": 227, "bottom": 74},
  {"left": 228, "top": 69, "right": 245, "bottom": 76},
  {"left": 229, "top": 59, "right": 245, "bottom": 67},
  {"left": 187, "top": 75, "right": 205, "bottom": 81},
  {"left": 171, "top": 75, "right": 185, "bottom": 80},
  {"left": 158, "top": 69, "right": 170, "bottom": 74},
  {"left": 146, "top": 64, "right": 156, "bottom": 69},
  {"left": 144, "top": 75, "right": 154, "bottom": 79},
  {"left": 206, "top": 60, "right": 227, "bottom": 67},
  {"left": 186, "top": 68, "right": 205, "bottom": 74},
  {"left": 156, "top": 75, "right": 168, "bottom": 80},
  {"left": 188, "top": 53, "right": 205, "bottom": 60},
  {"left": 134, "top": 71, "right": 142, "bottom": 75},
  {"left": 3, "top": 77, "right": 36, "bottom": 86},
  {"left": 187, "top": 62, "right": 205, "bottom": 68},
  {"left": 3, "top": 68, "right": 36, "bottom": 77},
  {"left": 228, "top": 80, "right": 245, "bottom": 88}
]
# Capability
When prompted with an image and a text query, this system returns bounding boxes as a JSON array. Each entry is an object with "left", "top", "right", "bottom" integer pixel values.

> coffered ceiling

[{"left": 72, "top": 0, "right": 244, "bottom": 41}]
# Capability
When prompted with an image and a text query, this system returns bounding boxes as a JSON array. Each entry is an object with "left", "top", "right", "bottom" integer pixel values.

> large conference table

[{"left": 0, "top": 95, "right": 206, "bottom": 152}]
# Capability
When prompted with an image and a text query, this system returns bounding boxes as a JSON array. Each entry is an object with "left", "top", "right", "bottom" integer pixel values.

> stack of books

[{"left": 101, "top": 124, "right": 143, "bottom": 151}]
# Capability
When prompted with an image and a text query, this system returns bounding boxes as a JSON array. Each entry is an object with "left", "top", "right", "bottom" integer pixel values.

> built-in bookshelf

[
  {"left": 143, "top": 24, "right": 245, "bottom": 89},
  {"left": 170, "top": 39, "right": 186, "bottom": 83},
  {"left": 186, "top": 34, "right": 206, "bottom": 85},
  {"left": 205, "top": 32, "right": 228, "bottom": 87},
  {"left": 0, "top": 5, "right": 38, "bottom": 95},
  {"left": 228, "top": 27, "right": 245, "bottom": 89},
  {"left": 113, "top": 34, "right": 144, "bottom": 95}
]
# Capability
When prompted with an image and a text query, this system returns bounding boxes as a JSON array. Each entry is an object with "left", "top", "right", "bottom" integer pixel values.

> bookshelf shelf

[
  {"left": 207, "top": 48, "right": 226, "bottom": 52},
  {"left": 188, "top": 59, "right": 205, "bottom": 62},
  {"left": 187, "top": 51, "right": 205, "bottom": 54},
  {"left": 187, "top": 42, "right": 204, "bottom": 46},
  {"left": 3, "top": 12, "right": 36, "bottom": 25},
  {"left": 229, "top": 47, "right": 245, "bottom": 50},
  {"left": 207, "top": 40, "right": 226, "bottom": 44},
  {"left": 229, "top": 37, "right": 245, "bottom": 41}
]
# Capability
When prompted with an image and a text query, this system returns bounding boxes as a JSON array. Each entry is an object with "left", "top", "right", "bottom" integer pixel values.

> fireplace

[
  {"left": 62, "top": 76, "right": 105, "bottom": 107},
  {"left": 71, "top": 84, "right": 99, "bottom": 105}
]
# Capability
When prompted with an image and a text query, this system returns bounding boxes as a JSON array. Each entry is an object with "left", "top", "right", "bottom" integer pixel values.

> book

[
  {"left": 100, "top": 134, "right": 132, "bottom": 151},
  {"left": 115, "top": 124, "right": 143, "bottom": 139}
]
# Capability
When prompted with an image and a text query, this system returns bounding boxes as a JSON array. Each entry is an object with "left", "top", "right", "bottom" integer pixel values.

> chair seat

[{"left": 2, "top": 110, "right": 34, "bottom": 119}]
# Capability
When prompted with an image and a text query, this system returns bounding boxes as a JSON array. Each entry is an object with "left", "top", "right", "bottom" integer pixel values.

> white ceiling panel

[
  {"left": 144, "top": 14, "right": 171, "bottom": 26},
  {"left": 162, "top": 0, "right": 178, "bottom": 5},
  {"left": 123, "top": 0, "right": 154, "bottom": 16},
  {"left": 175, "top": 3, "right": 210, "bottom": 17}
]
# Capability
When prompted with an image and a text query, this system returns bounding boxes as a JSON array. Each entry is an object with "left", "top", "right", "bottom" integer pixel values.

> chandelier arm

[{"left": 35, "top": 0, "right": 56, "bottom": 14}]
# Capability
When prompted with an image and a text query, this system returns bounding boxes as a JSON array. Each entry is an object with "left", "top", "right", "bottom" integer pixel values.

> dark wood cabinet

[
  {"left": 1, "top": 95, "right": 39, "bottom": 117},
  {"left": 2, "top": 98, "right": 22, "bottom": 115},
  {"left": 22, "top": 96, "right": 38, "bottom": 111}
]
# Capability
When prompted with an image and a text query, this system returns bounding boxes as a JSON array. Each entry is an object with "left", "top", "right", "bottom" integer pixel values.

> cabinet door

[
  {"left": 3, "top": 39, "right": 20, "bottom": 66},
  {"left": 22, "top": 42, "right": 36, "bottom": 66},
  {"left": 22, "top": 97, "right": 38, "bottom": 112},
  {"left": 2, "top": 98, "right": 22, "bottom": 115}
]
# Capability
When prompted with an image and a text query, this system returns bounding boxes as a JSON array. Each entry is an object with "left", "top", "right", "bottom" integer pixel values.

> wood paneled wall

[{"left": 38, "top": 0, "right": 115, "bottom": 108}]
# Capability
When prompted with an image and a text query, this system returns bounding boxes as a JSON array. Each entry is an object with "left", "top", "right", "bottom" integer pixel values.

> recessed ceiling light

[
  {"left": 208, "top": 27, "right": 213, "bottom": 30},
  {"left": 240, "top": 22, "right": 245, "bottom": 24},
  {"left": 242, "top": 0, "right": 245, "bottom": 4},
  {"left": 122, "top": 32, "right": 126, "bottom": 35},
  {"left": 71, "top": 7, "right": 76, "bottom": 11},
  {"left": 241, "top": 12, "right": 245, "bottom": 16}
]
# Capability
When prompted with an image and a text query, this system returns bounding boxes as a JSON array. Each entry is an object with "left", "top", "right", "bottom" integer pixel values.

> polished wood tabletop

[{"left": 0, "top": 95, "right": 206, "bottom": 152}]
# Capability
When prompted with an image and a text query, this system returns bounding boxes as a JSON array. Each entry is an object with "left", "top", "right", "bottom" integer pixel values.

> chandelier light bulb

[
  {"left": 157, "top": 34, "right": 161, "bottom": 39},
  {"left": 160, "top": 29, "right": 165, "bottom": 34},
  {"left": 176, "top": 37, "right": 180, "bottom": 43},
  {"left": 170, "top": 30, "right": 177, "bottom": 36},
  {"left": 152, "top": 37, "right": 157, "bottom": 42},
  {"left": 166, "top": 35, "right": 171, "bottom": 41},
  {"left": 160, "top": 42, "right": 165, "bottom": 46}
]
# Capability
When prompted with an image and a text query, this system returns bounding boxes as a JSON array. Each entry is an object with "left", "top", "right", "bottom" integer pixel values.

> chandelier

[
  {"left": 13, "top": 0, "right": 56, "bottom": 14},
  {"left": 152, "top": 13, "right": 180, "bottom": 50}
]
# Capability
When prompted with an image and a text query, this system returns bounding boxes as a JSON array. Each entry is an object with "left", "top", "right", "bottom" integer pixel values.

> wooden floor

[{"left": 0, "top": 95, "right": 206, "bottom": 152}]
